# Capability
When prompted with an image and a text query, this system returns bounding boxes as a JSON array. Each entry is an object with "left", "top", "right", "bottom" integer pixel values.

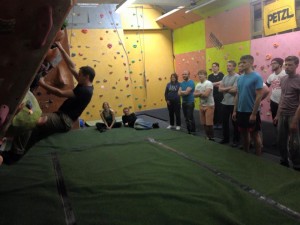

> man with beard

[
  {"left": 274, "top": 56, "right": 300, "bottom": 170},
  {"left": 178, "top": 70, "right": 195, "bottom": 134}
]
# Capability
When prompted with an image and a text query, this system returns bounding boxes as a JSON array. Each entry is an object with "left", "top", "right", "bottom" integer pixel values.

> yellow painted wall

[
  {"left": 206, "top": 41, "right": 251, "bottom": 74},
  {"left": 124, "top": 30, "right": 174, "bottom": 111},
  {"left": 173, "top": 21, "right": 206, "bottom": 55},
  {"left": 67, "top": 29, "right": 134, "bottom": 121}
]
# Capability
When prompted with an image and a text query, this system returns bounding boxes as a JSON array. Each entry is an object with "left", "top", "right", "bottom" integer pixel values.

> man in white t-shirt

[
  {"left": 194, "top": 70, "right": 215, "bottom": 141},
  {"left": 266, "top": 58, "right": 286, "bottom": 122}
]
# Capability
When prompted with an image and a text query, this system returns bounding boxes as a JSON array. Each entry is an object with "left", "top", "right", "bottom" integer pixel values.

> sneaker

[
  {"left": 152, "top": 123, "right": 159, "bottom": 129},
  {"left": 231, "top": 142, "right": 238, "bottom": 147},
  {"left": 166, "top": 125, "right": 174, "bottom": 129},
  {"left": 280, "top": 159, "right": 289, "bottom": 168},
  {"left": 176, "top": 126, "right": 180, "bottom": 130},
  {"left": 219, "top": 139, "right": 229, "bottom": 144}
]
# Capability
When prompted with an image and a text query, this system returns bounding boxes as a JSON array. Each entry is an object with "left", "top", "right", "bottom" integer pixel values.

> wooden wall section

[{"left": 205, "top": 4, "right": 251, "bottom": 48}]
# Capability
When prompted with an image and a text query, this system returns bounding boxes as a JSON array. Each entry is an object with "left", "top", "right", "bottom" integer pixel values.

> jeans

[
  {"left": 222, "top": 104, "right": 239, "bottom": 142},
  {"left": 182, "top": 102, "right": 195, "bottom": 133},
  {"left": 167, "top": 100, "right": 181, "bottom": 126}
]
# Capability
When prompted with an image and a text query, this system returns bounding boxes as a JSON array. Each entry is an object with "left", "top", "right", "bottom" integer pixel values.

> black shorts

[{"left": 237, "top": 111, "right": 261, "bottom": 132}]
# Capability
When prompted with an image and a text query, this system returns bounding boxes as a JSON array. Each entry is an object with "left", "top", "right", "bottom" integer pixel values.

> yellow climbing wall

[
  {"left": 124, "top": 30, "right": 174, "bottom": 111},
  {"left": 68, "top": 29, "right": 134, "bottom": 121},
  {"left": 121, "top": 5, "right": 174, "bottom": 112},
  {"left": 66, "top": 4, "right": 174, "bottom": 120}
]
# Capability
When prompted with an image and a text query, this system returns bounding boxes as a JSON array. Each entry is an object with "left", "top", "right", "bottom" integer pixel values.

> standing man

[
  {"left": 208, "top": 62, "right": 224, "bottom": 129},
  {"left": 274, "top": 56, "right": 300, "bottom": 169},
  {"left": 0, "top": 41, "right": 95, "bottom": 165},
  {"left": 265, "top": 58, "right": 286, "bottom": 123},
  {"left": 218, "top": 60, "right": 239, "bottom": 146},
  {"left": 194, "top": 70, "right": 215, "bottom": 141},
  {"left": 178, "top": 70, "right": 196, "bottom": 134},
  {"left": 232, "top": 55, "right": 263, "bottom": 155}
]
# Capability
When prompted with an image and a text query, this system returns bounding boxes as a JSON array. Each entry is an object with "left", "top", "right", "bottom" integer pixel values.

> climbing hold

[
  {"left": 120, "top": 89, "right": 123, "bottom": 92},
  {"left": 118, "top": 104, "right": 123, "bottom": 107},
  {"left": 133, "top": 44, "right": 137, "bottom": 48},
  {"left": 273, "top": 43, "right": 279, "bottom": 48},
  {"left": 78, "top": 53, "right": 83, "bottom": 56},
  {"left": 100, "top": 37, "right": 103, "bottom": 40},
  {"left": 138, "top": 104, "right": 142, "bottom": 109},
  {"left": 108, "top": 64, "right": 113, "bottom": 67},
  {"left": 71, "top": 53, "right": 76, "bottom": 57},
  {"left": 100, "top": 13, "right": 104, "bottom": 18},
  {"left": 131, "top": 60, "right": 135, "bottom": 63},
  {"left": 260, "top": 65, "right": 265, "bottom": 71},
  {"left": 109, "top": 72, "right": 113, "bottom": 75},
  {"left": 106, "top": 30, "right": 109, "bottom": 33},
  {"left": 265, "top": 54, "right": 272, "bottom": 60},
  {"left": 125, "top": 76, "right": 129, "bottom": 80},
  {"left": 116, "top": 96, "right": 119, "bottom": 99},
  {"left": 101, "top": 85, "right": 105, "bottom": 89},
  {"left": 107, "top": 43, "right": 112, "bottom": 49},
  {"left": 126, "top": 84, "right": 130, "bottom": 88},
  {"left": 123, "top": 63, "right": 127, "bottom": 66},
  {"left": 112, "top": 86, "right": 116, "bottom": 89},
  {"left": 127, "top": 95, "right": 131, "bottom": 98},
  {"left": 158, "top": 77, "right": 162, "bottom": 81},
  {"left": 81, "top": 29, "right": 88, "bottom": 34},
  {"left": 103, "top": 79, "right": 107, "bottom": 83}
]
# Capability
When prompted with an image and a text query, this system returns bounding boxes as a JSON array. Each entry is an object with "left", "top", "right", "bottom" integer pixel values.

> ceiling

[
  {"left": 75, "top": 0, "right": 249, "bottom": 29},
  {"left": 76, "top": 0, "right": 205, "bottom": 13}
]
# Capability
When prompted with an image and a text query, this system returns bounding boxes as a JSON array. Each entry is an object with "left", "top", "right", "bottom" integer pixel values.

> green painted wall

[
  {"left": 206, "top": 41, "right": 251, "bottom": 74},
  {"left": 173, "top": 21, "right": 205, "bottom": 55}
]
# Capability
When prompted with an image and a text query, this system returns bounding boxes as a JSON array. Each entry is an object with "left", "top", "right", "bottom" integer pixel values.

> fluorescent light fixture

[
  {"left": 77, "top": 3, "right": 99, "bottom": 7},
  {"left": 185, "top": 0, "right": 216, "bottom": 14},
  {"left": 115, "top": 0, "right": 136, "bottom": 14},
  {"left": 156, "top": 6, "right": 185, "bottom": 21}
]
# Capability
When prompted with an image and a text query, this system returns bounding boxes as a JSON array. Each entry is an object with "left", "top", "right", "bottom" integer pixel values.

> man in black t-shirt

[
  {"left": 122, "top": 107, "right": 159, "bottom": 130},
  {"left": 208, "top": 62, "right": 224, "bottom": 129},
  {"left": 0, "top": 42, "right": 95, "bottom": 165}
]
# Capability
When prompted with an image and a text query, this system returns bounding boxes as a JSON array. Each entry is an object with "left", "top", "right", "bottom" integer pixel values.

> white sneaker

[
  {"left": 176, "top": 126, "right": 180, "bottom": 130},
  {"left": 166, "top": 125, "right": 173, "bottom": 129}
]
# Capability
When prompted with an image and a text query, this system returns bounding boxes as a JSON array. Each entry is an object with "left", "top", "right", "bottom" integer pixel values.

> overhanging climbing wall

[{"left": 0, "top": 0, "right": 74, "bottom": 136}]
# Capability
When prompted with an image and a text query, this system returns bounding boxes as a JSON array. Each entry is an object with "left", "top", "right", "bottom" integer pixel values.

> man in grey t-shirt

[
  {"left": 218, "top": 60, "right": 239, "bottom": 146},
  {"left": 275, "top": 56, "right": 300, "bottom": 170}
]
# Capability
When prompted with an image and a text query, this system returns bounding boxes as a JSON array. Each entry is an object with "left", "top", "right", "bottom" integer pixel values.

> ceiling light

[
  {"left": 156, "top": 6, "right": 185, "bottom": 21},
  {"left": 185, "top": 0, "right": 216, "bottom": 14},
  {"left": 115, "top": 0, "right": 136, "bottom": 14}
]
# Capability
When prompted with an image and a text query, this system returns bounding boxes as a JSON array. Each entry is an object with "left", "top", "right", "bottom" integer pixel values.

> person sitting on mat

[
  {"left": 96, "top": 102, "right": 122, "bottom": 131},
  {"left": 122, "top": 107, "right": 159, "bottom": 130}
]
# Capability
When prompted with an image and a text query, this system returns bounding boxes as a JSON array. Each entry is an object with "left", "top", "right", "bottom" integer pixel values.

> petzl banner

[{"left": 263, "top": 0, "right": 297, "bottom": 36}]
